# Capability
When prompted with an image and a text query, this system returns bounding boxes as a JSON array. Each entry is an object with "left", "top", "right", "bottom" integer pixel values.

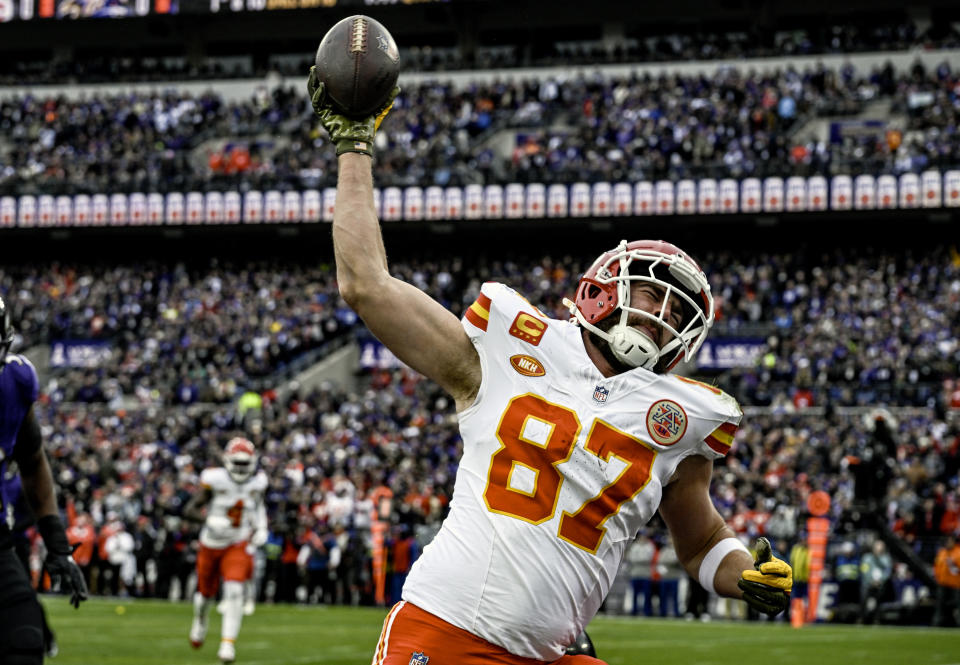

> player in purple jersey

[
  {"left": 1, "top": 471, "right": 60, "bottom": 658},
  {"left": 0, "top": 296, "right": 87, "bottom": 665}
]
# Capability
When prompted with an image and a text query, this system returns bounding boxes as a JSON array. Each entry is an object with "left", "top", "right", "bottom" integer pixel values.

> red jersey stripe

[{"left": 705, "top": 434, "right": 731, "bottom": 455}]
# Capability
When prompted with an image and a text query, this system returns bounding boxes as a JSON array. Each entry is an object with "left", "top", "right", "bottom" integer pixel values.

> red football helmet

[
  {"left": 223, "top": 437, "right": 257, "bottom": 483},
  {"left": 570, "top": 239, "right": 714, "bottom": 372}
]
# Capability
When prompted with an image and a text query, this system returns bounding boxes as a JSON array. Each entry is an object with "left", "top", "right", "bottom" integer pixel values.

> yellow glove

[{"left": 737, "top": 536, "right": 792, "bottom": 615}]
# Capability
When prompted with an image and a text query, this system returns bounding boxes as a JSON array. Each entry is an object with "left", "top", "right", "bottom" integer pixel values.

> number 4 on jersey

[
  {"left": 226, "top": 500, "right": 244, "bottom": 528},
  {"left": 483, "top": 394, "right": 656, "bottom": 553}
]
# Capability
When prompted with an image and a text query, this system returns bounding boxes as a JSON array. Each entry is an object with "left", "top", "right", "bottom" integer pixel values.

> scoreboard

[
  {"left": 0, "top": 0, "right": 450, "bottom": 20},
  {"left": 0, "top": 0, "right": 172, "bottom": 20}
]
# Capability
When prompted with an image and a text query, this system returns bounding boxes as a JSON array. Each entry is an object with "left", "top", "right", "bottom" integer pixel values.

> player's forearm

[
  {"left": 254, "top": 503, "right": 268, "bottom": 532},
  {"left": 681, "top": 522, "right": 752, "bottom": 599},
  {"left": 182, "top": 490, "right": 210, "bottom": 522},
  {"left": 333, "top": 153, "right": 390, "bottom": 305},
  {"left": 20, "top": 449, "right": 59, "bottom": 519},
  {"left": 713, "top": 549, "right": 754, "bottom": 598},
  {"left": 183, "top": 497, "right": 208, "bottom": 523}
]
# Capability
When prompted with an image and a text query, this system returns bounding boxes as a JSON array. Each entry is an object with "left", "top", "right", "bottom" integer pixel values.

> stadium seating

[{"left": 1, "top": 59, "right": 959, "bottom": 221}]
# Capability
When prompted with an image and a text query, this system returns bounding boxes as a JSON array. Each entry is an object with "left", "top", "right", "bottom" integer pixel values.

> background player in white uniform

[
  {"left": 308, "top": 82, "right": 793, "bottom": 664},
  {"left": 184, "top": 437, "right": 268, "bottom": 664}
]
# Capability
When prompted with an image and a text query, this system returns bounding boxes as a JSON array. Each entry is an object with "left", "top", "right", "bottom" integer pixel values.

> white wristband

[{"left": 698, "top": 537, "right": 750, "bottom": 594}]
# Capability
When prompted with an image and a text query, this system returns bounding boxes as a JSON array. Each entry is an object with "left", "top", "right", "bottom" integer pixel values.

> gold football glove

[
  {"left": 737, "top": 536, "right": 792, "bottom": 616},
  {"left": 307, "top": 66, "right": 399, "bottom": 157}
]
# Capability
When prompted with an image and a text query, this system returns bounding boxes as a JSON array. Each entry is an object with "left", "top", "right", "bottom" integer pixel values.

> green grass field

[{"left": 41, "top": 596, "right": 960, "bottom": 665}]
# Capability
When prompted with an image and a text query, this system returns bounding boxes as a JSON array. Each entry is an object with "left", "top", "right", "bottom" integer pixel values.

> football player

[
  {"left": 0, "top": 297, "right": 88, "bottom": 665},
  {"left": 184, "top": 437, "right": 268, "bottom": 664},
  {"left": 308, "top": 74, "right": 792, "bottom": 664}
]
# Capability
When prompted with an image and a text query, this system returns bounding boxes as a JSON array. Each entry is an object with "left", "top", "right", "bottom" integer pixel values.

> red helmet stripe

[{"left": 226, "top": 438, "right": 254, "bottom": 455}]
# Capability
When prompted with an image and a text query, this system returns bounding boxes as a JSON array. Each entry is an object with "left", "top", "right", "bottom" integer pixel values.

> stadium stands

[
  {"left": 2, "top": 241, "right": 957, "bottom": 610},
  {"left": 1, "top": 1, "right": 958, "bottom": 629}
]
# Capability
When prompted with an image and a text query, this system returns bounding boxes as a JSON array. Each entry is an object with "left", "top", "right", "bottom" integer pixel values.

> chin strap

[
  {"left": 608, "top": 323, "right": 660, "bottom": 369},
  {"left": 566, "top": 298, "right": 661, "bottom": 370}
]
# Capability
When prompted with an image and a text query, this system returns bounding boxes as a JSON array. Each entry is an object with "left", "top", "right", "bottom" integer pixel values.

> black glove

[
  {"left": 38, "top": 515, "right": 89, "bottom": 609},
  {"left": 737, "top": 536, "right": 792, "bottom": 616},
  {"left": 564, "top": 629, "right": 597, "bottom": 657},
  {"left": 307, "top": 65, "right": 399, "bottom": 157}
]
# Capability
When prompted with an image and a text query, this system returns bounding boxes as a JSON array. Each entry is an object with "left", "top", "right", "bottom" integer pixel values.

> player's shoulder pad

[
  {"left": 667, "top": 375, "right": 742, "bottom": 456},
  {"left": 200, "top": 466, "right": 229, "bottom": 489},
  {"left": 462, "top": 281, "right": 552, "bottom": 345},
  {"left": 667, "top": 375, "right": 741, "bottom": 420},
  {"left": 252, "top": 470, "right": 269, "bottom": 491},
  {"left": 4, "top": 354, "right": 39, "bottom": 404}
]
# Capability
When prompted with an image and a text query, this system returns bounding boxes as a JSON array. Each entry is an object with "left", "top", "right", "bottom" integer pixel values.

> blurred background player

[
  {"left": 309, "top": 76, "right": 792, "bottom": 664},
  {"left": 0, "top": 296, "right": 88, "bottom": 665},
  {"left": 184, "top": 437, "right": 268, "bottom": 664}
]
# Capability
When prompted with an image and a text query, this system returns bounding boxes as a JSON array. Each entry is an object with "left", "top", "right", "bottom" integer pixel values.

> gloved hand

[
  {"left": 307, "top": 65, "right": 399, "bottom": 157},
  {"left": 564, "top": 629, "right": 597, "bottom": 657},
  {"left": 737, "top": 536, "right": 792, "bottom": 616},
  {"left": 38, "top": 516, "right": 89, "bottom": 609}
]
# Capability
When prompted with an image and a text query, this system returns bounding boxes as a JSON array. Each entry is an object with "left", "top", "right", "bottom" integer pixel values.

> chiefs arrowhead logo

[
  {"left": 510, "top": 355, "right": 545, "bottom": 377},
  {"left": 646, "top": 399, "right": 688, "bottom": 446}
]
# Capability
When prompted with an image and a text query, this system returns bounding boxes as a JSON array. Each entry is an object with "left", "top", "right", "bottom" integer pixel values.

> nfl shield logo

[
  {"left": 593, "top": 385, "right": 609, "bottom": 404},
  {"left": 409, "top": 653, "right": 429, "bottom": 665}
]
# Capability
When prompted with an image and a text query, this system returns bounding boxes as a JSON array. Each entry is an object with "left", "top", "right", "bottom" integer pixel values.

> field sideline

[{"left": 41, "top": 596, "right": 960, "bottom": 665}]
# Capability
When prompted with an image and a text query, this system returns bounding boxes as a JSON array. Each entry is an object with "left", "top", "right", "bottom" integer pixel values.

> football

[{"left": 314, "top": 15, "right": 401, "bottom": 118}]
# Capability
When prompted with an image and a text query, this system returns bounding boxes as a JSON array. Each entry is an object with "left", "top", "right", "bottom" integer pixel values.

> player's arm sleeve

[
  {"left": 461, "top": 282, "right": 497, "bottom": 338},
  {"left": 252, "top": 474, "right": 268, "bottom": 532},
  {"left": 10, "top": 358, "right": 44, "bottom": 483},
  {"left": 695, "top": 389, "right": 743, "bottom": 460},
  {"left": 461, "top": 281, "right": 544, "bottom": 343},
  {"left": 13, "top": 355, "right": 40, "bottom": 407}
]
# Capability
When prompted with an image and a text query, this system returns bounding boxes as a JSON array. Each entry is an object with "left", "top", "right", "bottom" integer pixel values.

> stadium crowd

[
  {"left": 0, "top": 19, "right": 956, "bottom": 84},
  {"left": 9, "top": 368, "right": 959, "bottom": 620},
  {"left": 1, "top": 244, "right": 957, "bottom": 407},
  {"left": 1, "top": 58, "right": 959, "bottom": 195},
  {"left": 0, "top": 261, "right": 351, "bottom": 404},
  {"left": 1, "top": 243, "right": 958, "bottom": 623}
]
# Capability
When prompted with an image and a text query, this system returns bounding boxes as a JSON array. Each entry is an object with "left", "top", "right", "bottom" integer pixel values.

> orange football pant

[
  {"left": 371, "top": 601, "right": 607, "bottom": 665},
  {"left": 195, "top": 542, "right": 252, "bottom": 598}
]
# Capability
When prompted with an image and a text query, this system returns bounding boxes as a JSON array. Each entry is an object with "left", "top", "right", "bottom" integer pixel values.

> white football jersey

[
  {"left": 402, "top": 282, "right": 740, "bottom": 660},
  {"left": 199, "top": 467, "right": 268, "bottom": 549}
]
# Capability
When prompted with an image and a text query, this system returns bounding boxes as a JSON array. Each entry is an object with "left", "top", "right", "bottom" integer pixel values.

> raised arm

[{"left": 306, "top": 68, "right": 481, "bottom": 409}]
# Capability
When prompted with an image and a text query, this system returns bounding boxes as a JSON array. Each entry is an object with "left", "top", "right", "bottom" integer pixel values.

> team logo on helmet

[{"left": 645, "top": 399, "right": 687, "bottom": 446}]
